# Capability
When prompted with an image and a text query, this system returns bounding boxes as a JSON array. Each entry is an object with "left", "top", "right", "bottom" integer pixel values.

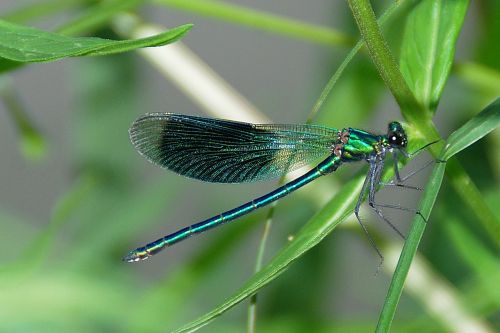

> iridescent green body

[
  {"left": 124, "top": 114, "right": 408, "bottom": 262},
  {"left": 342, "top": 128, "right": 384, "bottom": 161}
]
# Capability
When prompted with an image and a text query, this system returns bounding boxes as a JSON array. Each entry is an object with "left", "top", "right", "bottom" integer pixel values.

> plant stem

[
  {"left": 247, "top": 201, "right": 277, "bottom": 333},
  {"left": 307, "top": 0, "right": 403, "bottom": 123},
  {"left": 347, "top": 0, "right": 439, "bottom": 141},
  {"left": 347, "top": 1, "right": 420, "bottom": 112},
  {"left": 346, "top": 0, "right": 500, "bottom": 331},
  {"left": 347, "top": 0, "right": 499, "bottom": 240}
]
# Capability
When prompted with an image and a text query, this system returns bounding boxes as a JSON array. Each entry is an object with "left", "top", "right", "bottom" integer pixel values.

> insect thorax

[{"left": 339, "top": 128, "right": 381, "bottom": 162}]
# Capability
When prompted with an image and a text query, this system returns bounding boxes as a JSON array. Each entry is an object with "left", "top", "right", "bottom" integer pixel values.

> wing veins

[{"left": 130, "top": 113, "right": 337, "bottom": 182}]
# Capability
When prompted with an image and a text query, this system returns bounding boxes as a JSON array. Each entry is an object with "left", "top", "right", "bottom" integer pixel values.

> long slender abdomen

[{"left": 123, "top": 155, "right": 341, "bottom": 262}]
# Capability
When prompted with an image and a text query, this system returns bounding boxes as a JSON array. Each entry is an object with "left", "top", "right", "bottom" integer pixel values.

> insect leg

[
  {"left": 355, "top": 158, "right": 384, "bottom": 268},
  {"left": 367, "top": 156, "right": 406, "bottom": 240},
  {"left": 381, "top": 153, "right": 435, "bottom": 190}
]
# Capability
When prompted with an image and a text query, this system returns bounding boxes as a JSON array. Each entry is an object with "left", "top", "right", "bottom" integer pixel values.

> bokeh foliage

[{"left": 0, "top": 1, "right": 499, "bottom": 333}]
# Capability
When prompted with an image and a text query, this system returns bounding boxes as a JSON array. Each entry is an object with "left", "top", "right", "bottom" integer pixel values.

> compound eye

[
  {"left": 388, "top": 133, "right": 399, "bottom": 145},
  {"left": 388, "top": 132, "right": 406, "bottom": 147}
]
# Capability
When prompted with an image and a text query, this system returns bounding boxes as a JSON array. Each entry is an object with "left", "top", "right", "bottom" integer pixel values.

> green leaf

[
  {"left": 154, "top": 0, "right": 353, "bottom": 47},
  {"left": 0, "top": 77, "right": 46, "bottom": 161},
  {"left": 0, "top": 19, "right": 192, "bottom": 63},
  {"left": 308, "top": 0, "right": 402, "bottom": 123},
  {"left": 347, "top": 0, "right": 435, "bottom": 139},
  {"left": 400, "top": 0, "right": 469, "bottom": 111},
  {"left": 445, "top": 217, "right": 500, "bottom": 280},
  {"left": 348, "top": 0, "right": 497, "bottom": 251},
  {"left": 376, "top": 160, "right": 447, "bottom": 333},
  {"left": 375, "top": 98, "right": 500, "bottom": 332},
  {"left": 442, "top": 97, "right": 500, "bottom": 160},
  {"left": 172, "top": 175, "right": 365, "bottom": 333}
]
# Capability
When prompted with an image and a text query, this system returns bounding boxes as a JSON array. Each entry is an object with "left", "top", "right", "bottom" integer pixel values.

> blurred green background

[{"left": 0, "top": 1, "right": 498, "bottom": 332}]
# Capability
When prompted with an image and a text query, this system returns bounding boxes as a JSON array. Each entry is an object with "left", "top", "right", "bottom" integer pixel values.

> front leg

[{"left": 381, "top": 151, "right": 435, "bottom": 190}]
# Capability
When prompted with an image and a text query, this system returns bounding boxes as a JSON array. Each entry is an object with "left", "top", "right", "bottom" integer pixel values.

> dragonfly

[{"left": 123, "top": 113, "right": 429, "bottom": 263}]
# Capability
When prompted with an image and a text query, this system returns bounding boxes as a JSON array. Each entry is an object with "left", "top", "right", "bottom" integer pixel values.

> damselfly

[{"left": 124, "top": 113, "right": 429, "bottom": 263}]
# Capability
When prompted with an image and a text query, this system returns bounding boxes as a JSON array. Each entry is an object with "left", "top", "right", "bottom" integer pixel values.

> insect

[{"left": 123, "top": 113, "right": 428, "bottom": 263}]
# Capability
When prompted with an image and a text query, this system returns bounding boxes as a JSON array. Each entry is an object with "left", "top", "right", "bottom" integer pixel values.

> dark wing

[{"left": 129, "top": 113, "right": 337, "bottom": 183}]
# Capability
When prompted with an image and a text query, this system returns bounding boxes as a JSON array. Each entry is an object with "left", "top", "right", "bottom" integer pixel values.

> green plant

[{"left": 1, "top": 1, "right": 498, "bottom": 333}]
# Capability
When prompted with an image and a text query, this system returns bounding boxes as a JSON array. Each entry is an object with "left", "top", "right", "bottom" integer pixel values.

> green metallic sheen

[
  {"left": 341, "top": 128, "right": 380, "bottom": 161},
  {"left": 124, "top": 114, "right": 409, "bottom": 262}
]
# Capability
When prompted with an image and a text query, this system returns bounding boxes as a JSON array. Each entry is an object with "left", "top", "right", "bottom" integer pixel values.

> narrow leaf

[
  {"left": 0, "top": 19, "right": 192, "bottom": 63},
  {"left": 154, "top": 0, "right": 353, "bottom": 47},
  {"left": 173, "top": 175, "right": 365, "bottom": 333},
  {"left": 376, "top": 98, "right": 500, "bottom": 331},
  {"left": 446, "top": 218, "right": 500, "bottom": 280},
  {"left": 347, "top": 0, "right": 436, "bottom": 140},
  {"left": 376, "top": 160, "right": 447, "bottom": 333},
  {"left": 400, "top": 0, "right": 469, "bottom": 111},
  {"left": 442, "top": 97, "right": 500, "bottom": 160}
]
